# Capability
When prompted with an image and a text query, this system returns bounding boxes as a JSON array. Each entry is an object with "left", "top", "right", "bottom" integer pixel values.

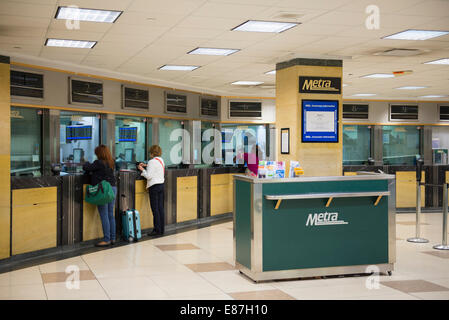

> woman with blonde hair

[
  {"left": 83, "top": 145, "right": 117, "bottom": 247},
  {"left": 138, "top": 145, "right": 165, "bottom": 236}
]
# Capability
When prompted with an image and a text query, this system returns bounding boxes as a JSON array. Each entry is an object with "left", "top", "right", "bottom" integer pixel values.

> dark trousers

[{"left": 149, "top": 183, "right": 165, "bottom": 234}]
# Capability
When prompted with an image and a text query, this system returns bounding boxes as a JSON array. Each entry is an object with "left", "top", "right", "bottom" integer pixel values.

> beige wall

[{"left": 0, "top": 58, "right": 10, "bottom": 259}]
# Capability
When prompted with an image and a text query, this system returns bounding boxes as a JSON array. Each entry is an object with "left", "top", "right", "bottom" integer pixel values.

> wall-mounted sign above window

[{"left": 299, "top": 76, "right": 341, "bottom": 94}]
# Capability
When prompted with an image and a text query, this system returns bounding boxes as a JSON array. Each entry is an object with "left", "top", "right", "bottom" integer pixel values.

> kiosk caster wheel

[{"left": 387, "top": 271, "right": 392, "bottom": 276}]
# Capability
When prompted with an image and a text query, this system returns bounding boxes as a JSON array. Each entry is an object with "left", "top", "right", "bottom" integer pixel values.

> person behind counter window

[
  {"left": 83, "top": 145, "right": 117, "bottom": 247},
  {"left": 243, "top": 144, "right": 261, "bottom": 177},
  {"left": 138, "top": 145, "right": 165, "bottom": 236}
]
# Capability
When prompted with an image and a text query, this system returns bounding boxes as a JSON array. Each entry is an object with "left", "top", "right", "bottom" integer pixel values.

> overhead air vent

[
  {"left": 122, "top": 86, "right": 149, "bottom": 110},
  {"left": 389, "top": 104, "right": 418, "bottom": 121},
  {"left": 272, "top": 12, "right": 305, "bottom": 20},
  {"left": 439, "top": 105, "right": 449, "bottom": 121},
  {"left": 229, "top": 101, "right": 262, "bottom": 119},
  {"left": 11, "top": 70, "right": 44, "bottom": 99},
  {"left": 165, "top": 92, "right": 187, "bottom": 114},
  {"left": 200, "top": 97, "right": 219, "bottom": 117},
  {"left": 374, "top": 48, "right": 423, "bottom": 57},
  {"left": 70, "top": 78, "right": 103, "bottom": 105}
]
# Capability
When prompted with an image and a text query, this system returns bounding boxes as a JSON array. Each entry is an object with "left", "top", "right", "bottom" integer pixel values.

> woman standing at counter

[
  {"left": 138, "top": 145, "right": 165, "bottom": 236},
  {"left": 83, "top": 145, "right": 117, "bottom": 247}
]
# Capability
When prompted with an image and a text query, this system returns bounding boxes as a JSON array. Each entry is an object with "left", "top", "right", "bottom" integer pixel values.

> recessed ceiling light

[
  {"left": 352, "top": 93, "right": 376, "bottom": 97},
  {"left": 188, "top": 47, "right": 239, "bottom": 56},
  {"left": 55, "top": 6, "right": 122, "bottom": 23},
  {"left": 418, "top": 95, "right": 447, "bottom": 98},
  {"left": 343, "top": 84, "right": 348, "bottom": 87},
  {"left": 231, "top": 81, "right": 264, "bottom": 86},
  {"left": 382, "top": 29, "right": 449, "bottom": 40},
  {"left": 232, "top": 20, "right": 298, "bottom": 33},
  {"left": 45, "top": 38, "right": 96, "bottom": 48},
  {"left": 395, "top": 86, "right": 428, "bottom": 90},
  {"left": 361, "top": 73, "right": 394, "bottom": 78},
  {"left": 159, "top": 65, "right": 199, "bottom": 71},
  {"left": 265, "top": 70, "right": 276, "bottom": 75},
  {"left": 424, "top": 58, "right": 449, "bottom": 65}
]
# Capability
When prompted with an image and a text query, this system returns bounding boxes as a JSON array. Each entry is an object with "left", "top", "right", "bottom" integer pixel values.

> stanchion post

[
  {"left": 433, "top": 183, "right": 449, "bottom": 250},
  {"left": 407, "top": 159, "right": 429, "bottom": 243}
]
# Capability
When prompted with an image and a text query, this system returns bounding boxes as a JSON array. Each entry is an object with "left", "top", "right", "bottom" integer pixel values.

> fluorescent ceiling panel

[
  {"left": 265, "top": 70, "right": 276, "bottom": 75},
  {"left": 419, "top": 95, "right": 447, "bottom": 98},
  {"left": 159, "top": 65, "right": 199, "bottom": 71},
  {"left": 232, "top": 20, "right": 298, "bottom": 33},
  {"left": 361, "top": 73, "right": 394, "bottom": 78},
  {"left": 188, "top": 47, "right": 239, "bottom": 56},
  {"left": 55, "top": 6, "right": 122, "bottom": 23},
  {"left": 231, "top": 81, "right": 264, "bottom": 85},
  {"left": 383, "top": 29, "right": 449, "bottom": 40},
  {"left": 395, "top": 86, "right": 428, "bottom": 90},
  {"left": 352, "top": 93, "right": 376, "bottom": 97},
  {"left": 424, "top": 58, "right": 449, "bottom": 65},
  {"left": 45, "top": 38, "right": 96, "bottom": 48}
]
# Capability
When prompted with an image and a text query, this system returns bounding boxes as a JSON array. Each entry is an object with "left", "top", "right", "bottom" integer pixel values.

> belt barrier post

[{"left": 433, "top": 183, "right": 449, "bottom": 250}]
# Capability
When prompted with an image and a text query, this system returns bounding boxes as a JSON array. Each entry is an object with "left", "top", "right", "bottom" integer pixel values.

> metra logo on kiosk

[
  {"left": 302, "top": 79, "right": 337, "bottom": 91},
  {"left": 306, "top": 212, "right": 348, "bottom": 226},
  {"left": 299, "top": 76, "right": 342, "bottom": 94}
]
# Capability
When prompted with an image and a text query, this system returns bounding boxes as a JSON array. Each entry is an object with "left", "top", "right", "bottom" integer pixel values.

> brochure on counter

[{"left": 257, "top": 160, "right": 304, "bottom": 179}]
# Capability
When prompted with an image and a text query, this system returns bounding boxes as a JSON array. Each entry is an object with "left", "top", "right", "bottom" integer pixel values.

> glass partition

[
  {"left": 200, "top": 121, "right": 215, "bottom": 167},
  {"left": 343, "top": 125, "right": 371, "bottom": 165},
  {"left": 431, "top": 126, "right": 449, "bottom": 165},
  {"left": 115, "top": 116, "right": 147, "bottom": 170},
  {"left": 158, "top": 119, "right": 183, "bottom": 167},
  {"left": 10, "top": 107, "right": 42, "bottom": 177},
  {"left": 221, "top": 124, "right": 267, "bottom": 165},
  {"left": 382, "top": 125, "right": 420, "bottom": 165},
  {"left": 60, "top": 111, "right": 100, "bottom": 174}
]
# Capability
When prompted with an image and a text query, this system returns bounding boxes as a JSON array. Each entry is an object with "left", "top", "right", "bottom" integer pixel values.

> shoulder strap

[{"left": 154, "top": 157, "right": 165, "bottom": 173}]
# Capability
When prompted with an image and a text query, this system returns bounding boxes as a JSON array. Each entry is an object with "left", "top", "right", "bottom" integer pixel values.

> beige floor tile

[
  {"left": 185, "top": 262, "right": 235, "bottom": 273},
  {"left": 0, "top": 284, "right": 47, "bottom": 300},
  {"left": 0, "top": 267, "right": 43, "bottom": 287},
  {"left": 421, "top": 251, "right": 449, "bottom": 259},
  {"left": 155, "top": 243, "right": 200, "bottom": 251},
  {"left": 41, "top": 270, "right": 96, "bottom": 284},
  {"left": 166, "top": 293, "right": 233, "bottom": 300},
  {"left": 98, "top": 276, "right": 169, "bottom": 300},
  {"left": 410, "top": 291, "right": 449, "bottom": 300},
  {"left": 198, "top": 270, "right": 276, "bottom": 293},
  {"left": 380, "top": 280, "right": 449, "bottom": 293},
  {"left": 149, "top": 273, "right": 225, "bottom": 297},
  {"left": 165, "top": 249, "right": 224, "bottom": 264},
  {"left": 38, "top": 257, "right": 90, "bottom": 273},
  {"left": 351, "top": 293, "right": 420, "bottom": 300},
  {"left": 229, "top": 289, "right": 296, "bottom": 300},
  {"left": 45, "top": 280, "right": 109, "bottom": 300}
]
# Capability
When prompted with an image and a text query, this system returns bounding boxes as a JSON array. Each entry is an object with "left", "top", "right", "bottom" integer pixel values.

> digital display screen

[
  {"left": 119, "top": 127, "right": 137, "bottom": 142},
  {"left": 302, "top": 100, "right": 339, "bottom": 143},
  {"left": 66, "top": 125, "right": 92, "bottom": 141}
]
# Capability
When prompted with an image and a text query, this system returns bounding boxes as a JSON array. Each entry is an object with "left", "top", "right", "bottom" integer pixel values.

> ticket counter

[{"left": 233, "top": 174, "right": 396, "bottom": 282}]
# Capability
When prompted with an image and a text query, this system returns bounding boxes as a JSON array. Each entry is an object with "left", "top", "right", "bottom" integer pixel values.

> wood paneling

[
  {"left": 276, "top": 63, "right": 343, "bottom": 177},
  {"left": 12, "top": 187, "right": 57, "bottom": 255},
  {"left": 135, "top": 180, "right": 153, "bottom": 230},
  {"left": 396, "top": 171, "right": 425, "bottom": 208},
  {"left": 176, "top": 176, "right": 197, "bottom": 222},
  {"left": 211, "top": 173, "right": 235, "bottom": 216},
  {"left": 445, "top": 171, "right": 449, "bottom": 184},
  {"left": 82, "top": 185, "right": 104, "bottom": 241},
  {"left": 0, "top": 61, "right": 10, "bottom": 259}
]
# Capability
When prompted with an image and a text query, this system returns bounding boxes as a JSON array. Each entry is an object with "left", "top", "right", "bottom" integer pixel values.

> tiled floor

[{"left": 1, "top": 213, "right": 449, "bottom": 300}]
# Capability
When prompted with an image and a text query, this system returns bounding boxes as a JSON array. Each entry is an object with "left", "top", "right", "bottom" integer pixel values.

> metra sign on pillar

[
  {"left": 276, "top": 58, "right": 343, "bottom": 177},
  {"left": 0, "top": 55, "right": 10, "bottom": 259}
]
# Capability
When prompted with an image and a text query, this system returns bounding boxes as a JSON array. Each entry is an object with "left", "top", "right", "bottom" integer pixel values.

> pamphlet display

[
  {"left": 275, "top": 161, "right": 285, "bottom": 178},
  {"left": 289, "top": 161, "right": 304, "bottom": 177}
]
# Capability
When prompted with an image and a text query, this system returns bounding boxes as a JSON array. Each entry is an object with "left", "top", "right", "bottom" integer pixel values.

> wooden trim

[
  {"left": 223, "top": 96, "right": 275, "bottom": 100},
  {"left": 343, "top": 122, "right": 449, "bottom": 126},
  {"left": 342, "top": 98, "right": 449, "bottom": 103}
]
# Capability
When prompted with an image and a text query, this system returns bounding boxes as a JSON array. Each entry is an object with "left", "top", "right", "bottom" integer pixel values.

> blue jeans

[{"left": 97, "top": 186, "right": 117, "bottom": 242}]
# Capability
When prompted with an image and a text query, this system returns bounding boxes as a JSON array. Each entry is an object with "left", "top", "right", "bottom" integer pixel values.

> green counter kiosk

[{"left": 233, "top": 173, "right": 396, "bottom": 282}]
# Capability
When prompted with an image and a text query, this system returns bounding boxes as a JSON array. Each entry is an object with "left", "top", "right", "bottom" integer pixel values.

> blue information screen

[{"left": 302, "top": 100, "right": 339, "bottom": 143}]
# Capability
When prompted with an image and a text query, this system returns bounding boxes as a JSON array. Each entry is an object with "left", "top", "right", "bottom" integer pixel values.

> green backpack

[{"left": 85, "top": 180, "right": 115, "bottom": 205}]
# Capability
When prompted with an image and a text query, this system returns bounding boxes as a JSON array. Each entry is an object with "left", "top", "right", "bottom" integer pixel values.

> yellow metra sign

[{"left": 299, "top": 76, "right": 341, "bottom": 94}]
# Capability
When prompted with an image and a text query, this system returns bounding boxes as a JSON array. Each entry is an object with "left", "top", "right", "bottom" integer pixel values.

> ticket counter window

[
  {"left": 431, "top": 126, "right": 449, "bottom": 165},
  {"left": 201, "top": 121, "right": 215, "bottom": 166},
  {"left": 115, "top": 116, "right": 147, "bottom": 170},
  {"left": 221, "top": 124, "right": 267, "bottom": 165},
  {"left": 159, "top": 119, "right": 183, "bottom": 166},
  {"left": 382, "top": 126, "right": 420, "bottom": 165},
  {"left": 60, "top": 112, "right": 100, "bottom": 174},
  {"left": 10, "top": 107, "right": 42, "bottom": 177},
  {"left": 343, "top": 125, "right": 371, "bottom": 165}
]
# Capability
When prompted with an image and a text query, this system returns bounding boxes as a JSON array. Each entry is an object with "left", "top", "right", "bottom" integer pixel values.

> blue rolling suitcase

[{"left": 121, "top": 194, "right": 142, "bottom": 242}]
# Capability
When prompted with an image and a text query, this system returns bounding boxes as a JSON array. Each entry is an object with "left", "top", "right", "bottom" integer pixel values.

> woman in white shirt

[{"left": 138, "top": 145, "right": 165, "bottom": 236}]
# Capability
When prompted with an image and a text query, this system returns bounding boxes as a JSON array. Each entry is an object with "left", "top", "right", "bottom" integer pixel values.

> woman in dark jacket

[{"left": 83, "top": 145, "right": 117, "bottom": 247}]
